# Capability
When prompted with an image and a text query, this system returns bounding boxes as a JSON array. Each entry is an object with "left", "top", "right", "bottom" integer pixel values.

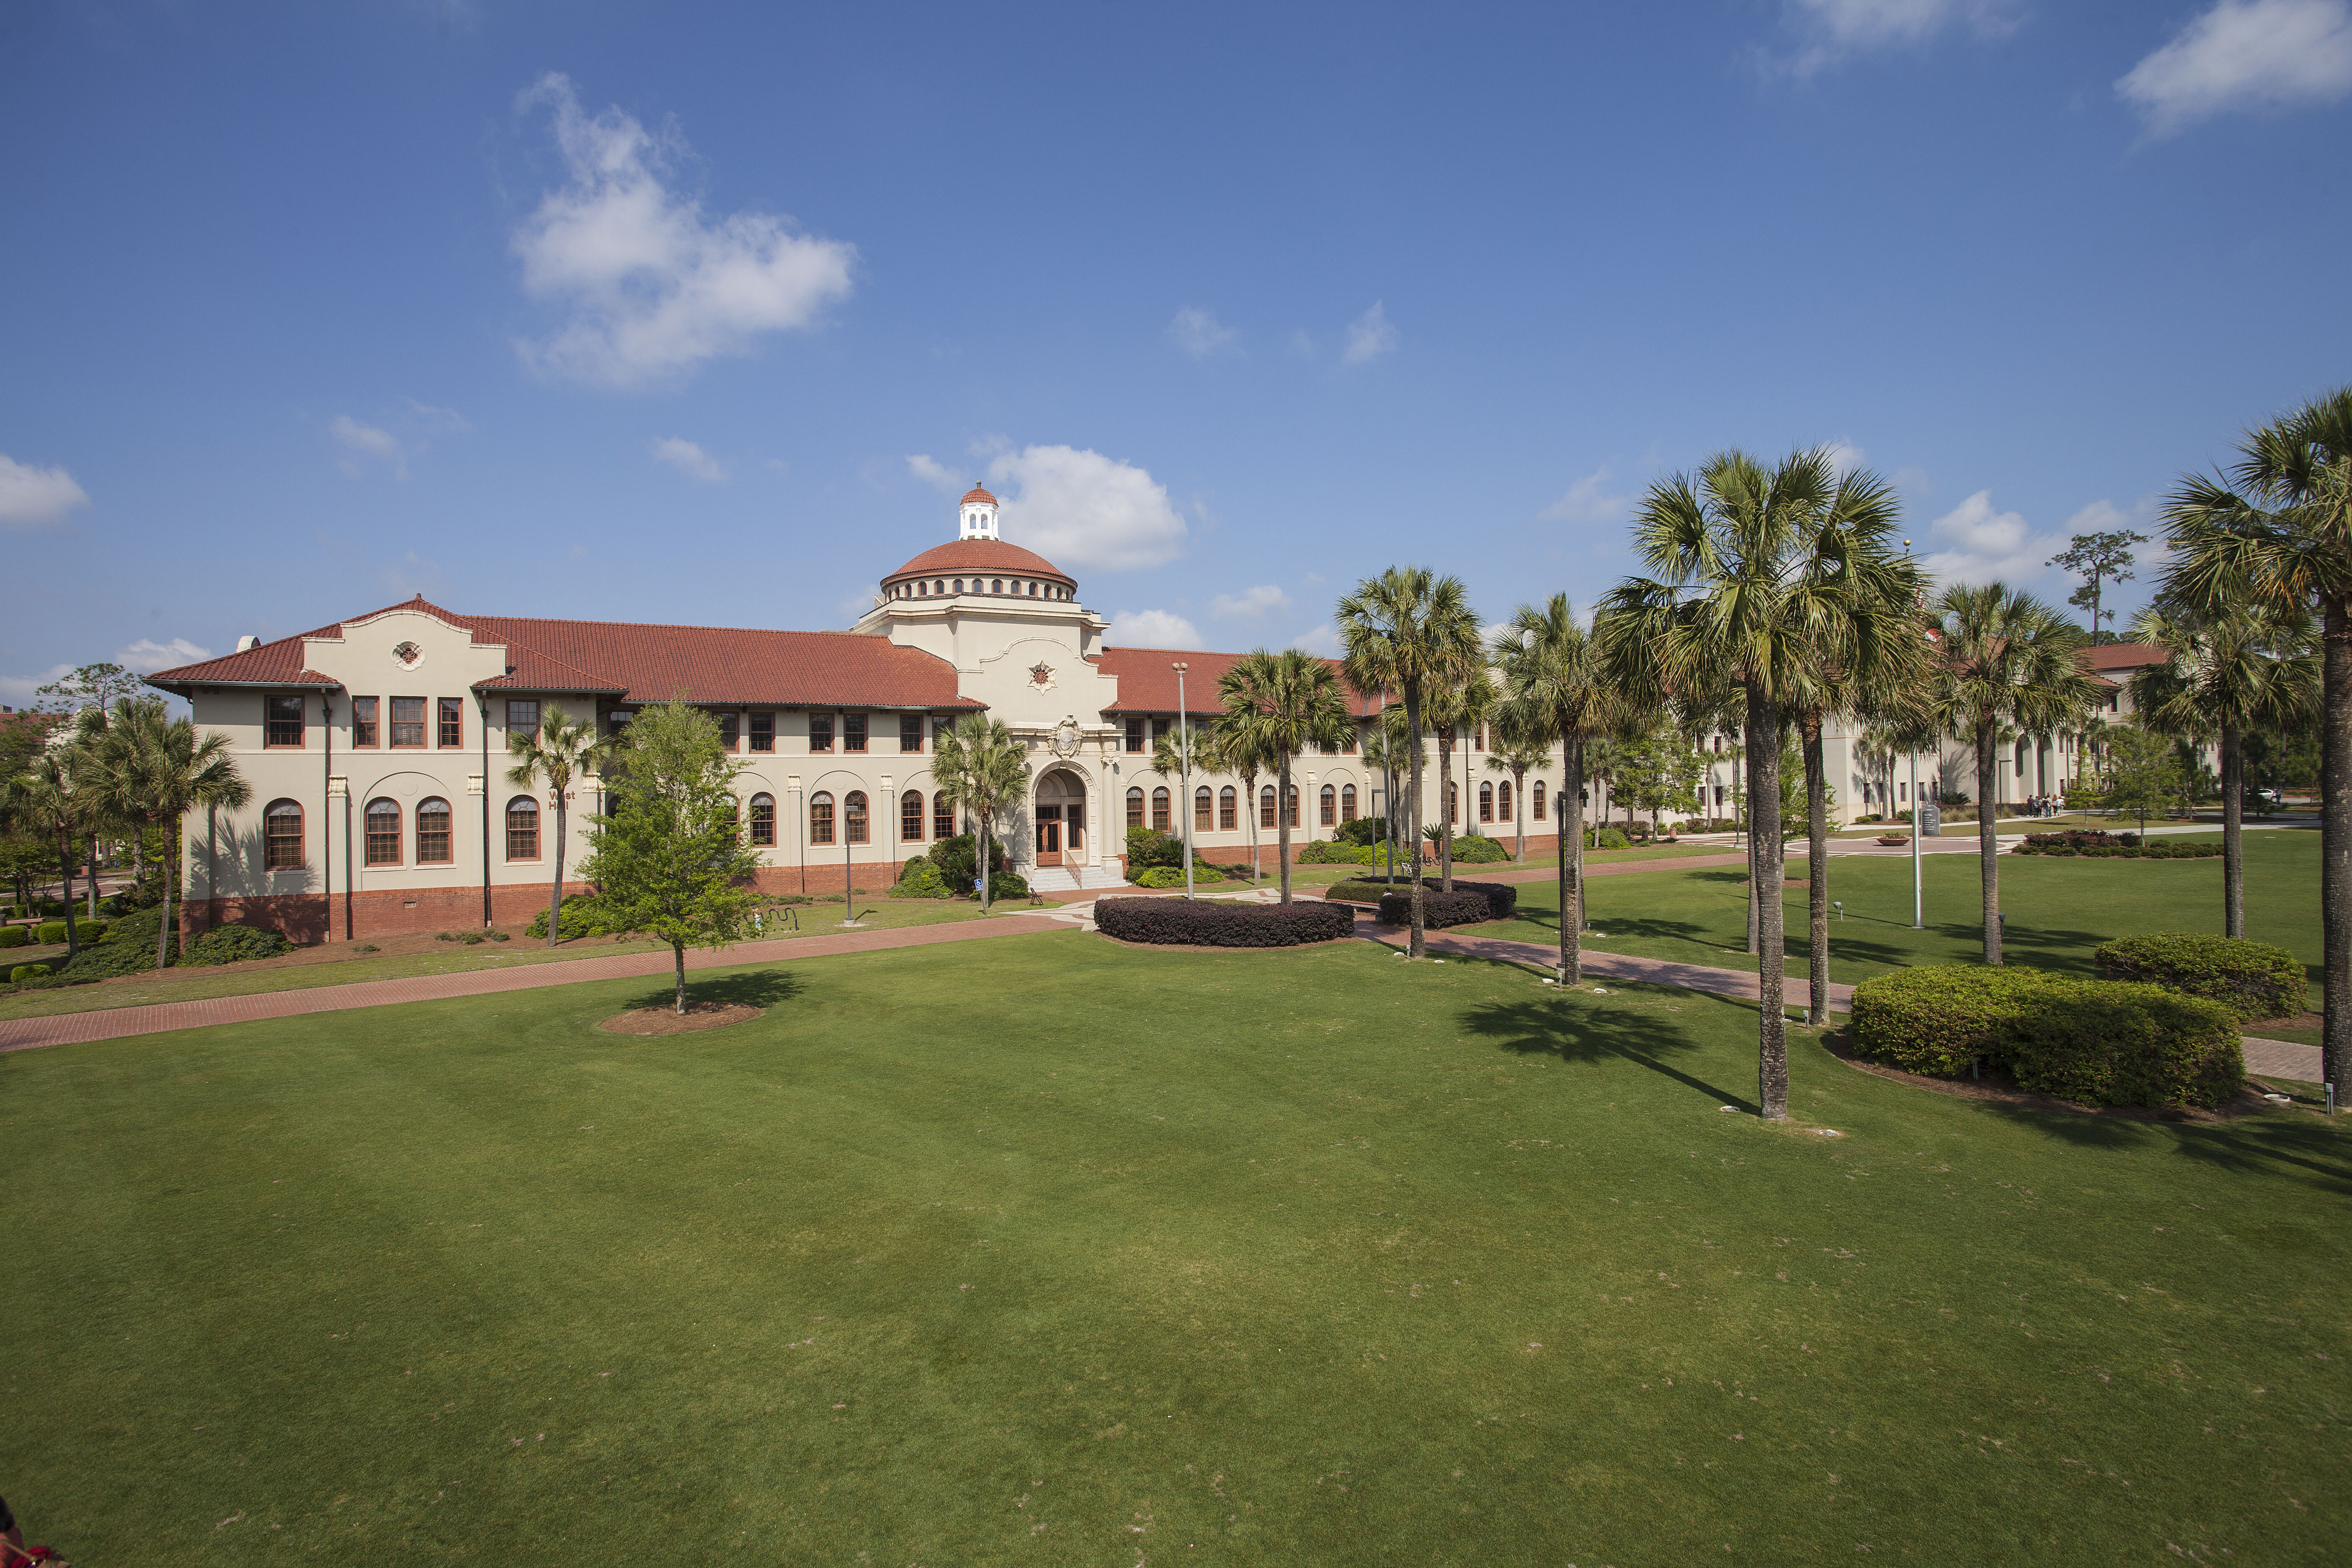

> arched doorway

[{"left": 1035, "top": 769, "right": 1086, "bottom": 867}]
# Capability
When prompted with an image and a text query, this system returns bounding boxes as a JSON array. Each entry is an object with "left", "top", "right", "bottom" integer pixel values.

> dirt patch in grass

[
  {"left": 598, "top": 1001, "right": 763, "bottom": 1035},
  {"left": 2245, "top": 1010, "right": 2323, "bottom": 1034},
  {"left": 1816, "top": 1026, "right": 2267, "bottom": 1122}
]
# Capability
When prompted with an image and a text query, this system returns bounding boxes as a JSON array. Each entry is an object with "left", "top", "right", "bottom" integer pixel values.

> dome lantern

[{"left": 959, "top": 485, "right": 1000, "bottom": 541}]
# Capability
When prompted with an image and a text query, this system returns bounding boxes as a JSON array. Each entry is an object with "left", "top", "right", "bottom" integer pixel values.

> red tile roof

[
  {"left": 960, "top": 485, "right": 998, "bottom": 506},
  {"left": 884, "top": 538, "right": 1073, "bottom": 588},
  {"left": 1094, "top": 647, "right": 1385, "bottom": 717},
  {"left": 146, "top": 596, "right": 980, "bottom": 710},
  {"left": 2084, "top": 642, "right": 2166, "bottom": 670}
]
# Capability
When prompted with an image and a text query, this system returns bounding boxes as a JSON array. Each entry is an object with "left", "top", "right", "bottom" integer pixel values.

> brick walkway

[
  {"left": 0, "top": 914, "right": 1070, "bottom": 1054},
  {"left": 2241, "top": 1037, "right": 2325, "bottom": 1083},
  {"left": 1364, "top": 919, "right": 1854, "bottom": 1010}
]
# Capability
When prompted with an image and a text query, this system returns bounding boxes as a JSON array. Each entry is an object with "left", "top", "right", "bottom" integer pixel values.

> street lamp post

[
  {"left": 1173, "top": 662, "right": 1194, "bottom": 900},
  {"left": 1909, "top": 746, "right": 1924, "bottom": 930}
]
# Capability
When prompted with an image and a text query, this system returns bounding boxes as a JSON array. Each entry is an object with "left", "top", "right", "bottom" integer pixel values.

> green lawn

[
  {"left": 1468, "top": 830, "right": 2323, "bottom": 1006},
  {"left": 5, "top": 932, "right": 2347, "bottom": 1563}
]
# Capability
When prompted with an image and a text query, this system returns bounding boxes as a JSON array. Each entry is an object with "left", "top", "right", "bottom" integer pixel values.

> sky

[{"left": 4, "top": 0, "right": 2351, "bottom": 704}]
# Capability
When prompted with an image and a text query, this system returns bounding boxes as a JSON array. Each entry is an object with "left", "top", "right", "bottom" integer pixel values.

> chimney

[{"left": 236, "top": 635, "right": 260, "bottom": 652}]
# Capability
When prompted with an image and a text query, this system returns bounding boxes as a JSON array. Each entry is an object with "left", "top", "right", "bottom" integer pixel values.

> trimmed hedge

[
  {"left": 1850, "top": 965, "right": 2243, "bottom": 1109},
  {"left": 2092, "top": 931, "right": 2307, "bottom": 1023},
  {"left": 2017, "top": 830, "right": 2220, "bottom": 859},
  {"left": 1330, "top": 877, "right": 1518, "bottom": 921},
  {"left": 1443, "top": 834, "right": 1510, "bottom": 864},
  {"left": 1133, "top": 864, "right": 1230, "bottom": 888},
  {"left": 35, "top": 920, "right": 106, "bottom": 944},
  {"left": 10, "top": 963, "right": 52, "bottom": 983},
  {"left": 0, "top": 926, "right": 26, "bottom": 949},
  {"left": 183, "top": 923, "right": 296, "bottom": 967},
  {"left": 526, "top": 894, "right": 634, "bottom": 940},
  {"left": 1094, "top": 897, "right": 1354, "bottom": 947},
  {"left": 1377, "top": 889, "right": 1494, "bottom": 928}
]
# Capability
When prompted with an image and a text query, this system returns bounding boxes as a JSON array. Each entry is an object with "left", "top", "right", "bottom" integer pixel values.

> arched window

[
  {"left": 750, "top": 792, "right": 776, "bottom": 847},
  {"left": 1532, "top": 780, "right": 1547, "bottom": 821},
  {"left": 934, "top": 791, "right": 955, "bottom": 840},
  {"left": 845, "top": 791, "right": 870, "bottom": 845},
  {"left": 1219, "top": 786, "right": 1237, "bottom": 830},
  {"left": 810, "top": 791, "right": 835, "bottom": 846},
  {"left": 416, "top": 797, "right": 452, "bottom": 864},
  {"left": 1285, "top": 786, "right": 1300, "bottom": 828},
  {"left": 1195, "top": 785, "right": 1213, "bottom": 831},
  {"left": 991, "top": 578, "right": 1004, "bottom": 594},
  {"left": 901, "top": 789, "right": 924, "bottom": 841},
  {"left": 1259, "top": 785, "right": 1277, "bottom": 828},
  {"left": 1341, "top": 784, "right": 1357, "bottom": 820},
  {"left": 263, "top": 799, "right": 303, "bottom": 871},
  {"left": 1478, "top": 781, "right": 1493, "bottom": 823},
  {"left": 1447, "top": 781, "right": 1459, "bottom": 824},
  {"left": 364, "top": 798, "right": 401, "bottom": 866},
  {"left": 1498, "top": 780, "right": 1514, "bottom": 821},
  {"left": 1151, "top": 787, "right": 1171, "bottom": 832},
  {"left": 506, "top": 796, "right": 540, "bottom": 860},
  {"left": 1127, "top": 787, "right": 1145, "bottom": 828},
  {"left": 1320, "top": 784, "right": 1336, "bottom": 826},
  {"left": 953, "top": 578, "right": 965, "bottom": 593},
  {"left": 934, "top": 579, "right": 944, "bottom": 593}
]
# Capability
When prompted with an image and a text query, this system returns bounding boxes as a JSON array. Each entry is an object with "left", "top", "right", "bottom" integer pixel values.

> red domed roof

[
  {"left": 885, "top": 537, "right": 1074, "bottom": 588},
  {"left": 961, "top": 485, "right": 998, "bottom": 506}
]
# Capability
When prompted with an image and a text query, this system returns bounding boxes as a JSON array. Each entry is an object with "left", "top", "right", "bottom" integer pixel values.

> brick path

[
  {"left": 1362, "top": 919, "right": 1855, "bottom": 1010},
  {"left": 0, "top": 914, "right": 1070, "bottom": 1054},
  {"left": 2241, "top": 1037, "right": 2325, "bottom": 1083}
]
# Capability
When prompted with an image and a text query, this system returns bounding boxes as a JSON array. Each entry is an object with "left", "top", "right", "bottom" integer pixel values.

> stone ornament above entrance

[
  {"left": 1048, "top": 717, "right": 1081, "bottom": 760},
  {"left": 391, "top": 639, "right": 423, "bottom": 671}
]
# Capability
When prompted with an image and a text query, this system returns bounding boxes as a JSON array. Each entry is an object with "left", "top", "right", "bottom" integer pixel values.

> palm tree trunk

[
  {"left": 2322, "top": 596, "right": 2352, "bottom": 1101},
  {"left": 1438, "top": 736, "right": 1455, "bottom": 892},
  {"left": 1560, "top": 740, "right": 1585, "bottom": 984},
  {"left": 155, "top": 822, "right": 174, "bottom": 970},
  {"left": 1804, "top": 717, "right": 1830, "bottom": 1027},
  {"left": 1245, "top": 777, "right": 1260, "bottom": 883},
  {"left": 1514, "top": 766, "right": 1526, "bottom": 863},
  {"left": 2222, "top": 714, "right": 2244, "bottom": 940},
  {"left": 86, "top": 833, "right": 99, "bottom": 917},
  {"left": 1276, "top": 756, "right": 1294, "bottom": 905},
  {"left": 979, "top": 809, "right": 993, "bottom": 910},
  {"left": 1749, "top": 687, "right": 1789, "bottom": 1120},
  {"left": 1405, "top": 692, "right": 1426, "bottom": 959},
  {"left": 1977, "top": 718, "right": 2001, "bottom": 965},
  {"left": 548, "top": 795, "right": 567, "bottom": 946},
  {"left": 673, "top": 938, "right": 688, "bottom": 1014},
  {"left": 56, "top": 830, "right": 80, "bottom": 961}
]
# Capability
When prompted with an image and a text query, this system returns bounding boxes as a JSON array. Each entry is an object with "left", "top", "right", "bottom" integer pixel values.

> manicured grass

[
  {"left": 1471, "top": 830, "right": 2322, "bottom": 1003},
  {"left": 0, "top": 897, "right": 1004, "bottom": 1024},
  {"left": 5, "top": 933, "right": 2347, "bottom": 1563}
]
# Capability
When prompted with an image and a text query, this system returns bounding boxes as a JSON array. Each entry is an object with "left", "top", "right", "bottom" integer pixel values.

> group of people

[{"left": 2023, "top": 794, "right": 2066, "bottom": 818}]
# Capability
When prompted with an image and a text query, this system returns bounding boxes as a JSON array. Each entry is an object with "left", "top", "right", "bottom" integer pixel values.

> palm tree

[
  {"left": 1218, "top": 650, "right": 1351, "bottom": 905},
  {"left": 2, "top": 748, "right": 98, "bottom": 961},
  {"left": 1925, "top": 584, "right": 2100, "bottom": 965},
  {"left": 1598, "top": 446, "right": 1871, "bottom": 1122},
  {"left": 1495, "top": 593, "right": 1639, "bottom": 983},
  {"left": 933, "top": 714, "right": 1030, "bottom": 910},
  {"left": 505, "top": 705, "right": 613, "bottom": 946},
  {"left": 1854, "top": 726, "right": 1901, "bottom": 820},
  {"left": 1359, "top": 709, "right": 1412, "bottom": 883},
  {"left": 1421, "top": 667, "right": 1497, "bottom": 892},
  {"left": 1338, "top": 568, "right": 1484, "bottom": 957},
  {"left": 2161, "top": 387, "right": 2352, "bottom": 1094},
  {"left": 2128, "top": 599, "right": 2318, "bottom": 938},
  {"left": 1150, "top": 721, "right": 1230, "bottom": 896},
  {"left": 1583, "top": 735, "right": 1632, "bottom": 836},
  {"left": 86, "top": 697, "right": 250, "bottom": 970},
  {"left": 1484, "top": 736, "right": 1546, "bottom": 863}
]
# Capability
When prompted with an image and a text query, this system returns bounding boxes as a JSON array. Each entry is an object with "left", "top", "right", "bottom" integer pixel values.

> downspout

[
  {"left": 343, "top": 768, "right": 354, "bottom": 944},
  {"left": 479, "top": 692, "right": 492, "bottom": 929},
  {"left": 322, "top": 689, "right": 335, "bottom": 942}
]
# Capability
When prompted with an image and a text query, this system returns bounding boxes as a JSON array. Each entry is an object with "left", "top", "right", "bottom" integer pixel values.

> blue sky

[{"left": 5, "top": 0, "right": 2350, "bottom": 702}]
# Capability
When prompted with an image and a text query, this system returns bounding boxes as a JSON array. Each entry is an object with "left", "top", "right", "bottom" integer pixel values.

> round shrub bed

[
  {"left": 1849, "top": 965, "right": 2243, "bottom": 1109},
  {"left": 1330, "top": 877, "right": 1518, "bottom": 923},
  {"left": 1094, "top": 897, "right": 1354, "bottom": 948},
  {"left": 2092, "top": 931, "right": 2306, "bottom": 1023},
  {"left": 2016, "top": 830, "right": 2220, "bottom": 859}
]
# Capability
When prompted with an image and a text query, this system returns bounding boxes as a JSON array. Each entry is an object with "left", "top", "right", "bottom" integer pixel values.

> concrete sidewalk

[
  {"left": 0, "top": 913, "right": 1073, "bottom": 1054},
  {"left": 1362, "top": 920, "right": 1855, "bottom": 1010}
]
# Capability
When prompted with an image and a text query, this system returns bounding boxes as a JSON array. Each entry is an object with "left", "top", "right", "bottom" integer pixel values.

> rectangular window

[
  {"left": 900, "top": 714, "right": 923, "bottom": 753},
  {"left": 391, "top": 697, "right": 426, "bottom": 748},
  {"left": 264, "top": 694, "right": 304, "bottom": 748},
  {"left": 718, "top": 712, "right": 740, "bottom": 751},
  {"left": 506, "top": 699, "right": 539, "bottom": 739},
  {"left": 750, "top": 712, "right": 774, "bottom": 752},
  {"left": 809, "top": 714, "right": 834, "bottom": 753},
  {"left": 438, "top": 698, "right": 463, "bottom": 748},
  {"left": 1125, "top": 716, "right": 1146, "bottom": 753},
  {"left": 352, "top": 696, "right": 379, "bottom": 748},
  {"left": 416, "top": 801, "right": 452, "bottom": 864},
  {"left": 844, "top": 713, "right": 867, "bottom": 753}
]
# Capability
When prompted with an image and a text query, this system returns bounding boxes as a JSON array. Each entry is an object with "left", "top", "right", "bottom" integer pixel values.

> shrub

[
  {"left": 525, "top": 894, "right": 634, "bottom": 940},
  {"left": 1333, "top": 816, "right": 1385, "bottom": 847},
  {"left": 36, "top": 921, "right": 68, "bottom": 944},
  {"left": 1376, "top": 889, "right": 1495, "bottom": 928},
  {"left": 1849, "top": 965, "right": 2243, "bottom": 1109},
  {"left": 10, "top": 963, "right": 52, "bottom": 983},
  {"left": 183, "top": 923, "right": 295, "bottom": 967},
  {"left": 890, "top": 857, "right": 953, "bottom": 898},
  {"left": 1096, "top": 897, "right": 1353, "bottom": 947},
  {"left": 1125, "top": 827, "right": 1185, "bottom": 870},
  {"left": 929, "top": 833, "right": 1009, "bottom": 895},
  {"left": 57, "top": 906, "right": 173, "bottom": 980},
  {"left": 1331, "top": 877, "right": 1517, "bottom": 919},
  {"left": 0, "top": 927, "right": 26, "bottom": 949},
  {"left": 1294, "top": 839, "right": 1350, "bottom": 864},
  {"left": 1589, "top": 827, "right": 1631, "bottom": 850},
  {"left": 1447, "top": 834, "right": 1509, "bottom": 864},
  {"left": 1132, "top": 864, "right": 1229, "bottom": 887},
  {"left": 985, "top": 871, "right": 1031, "bottom": 901},
  {"left": 2093, "top": 932, "right": 2307, "bottom": 1023}
]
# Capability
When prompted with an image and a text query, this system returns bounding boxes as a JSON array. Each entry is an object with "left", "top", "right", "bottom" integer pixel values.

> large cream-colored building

[{"left": 150, "top": 490, "right": 2145, "bottom": 942}]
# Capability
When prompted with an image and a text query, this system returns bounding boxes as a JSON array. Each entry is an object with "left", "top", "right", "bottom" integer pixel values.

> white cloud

[
  {"left": 402, "top": 398, "right": 474, "bottom": 435},
  {"left": 0, "top": 663, "right": 73, "bottom": 707},
  {"left": 651, "top": 436, "right": 727, "bottom": 482},
  {"left": 1775, "top": 0, "right": 2022, "bottom": 74},
  {"left": 511, "top": 73, "right": 856, "bottom": 386},
  {"left": 906, "top": 453, "right": 965, "bottom": 493},
  {"left": 116, "top": 637, "right": 213, "bottom": 673},
  {"left": 1341, "top": 302, "right": 1398, "bottom": 366},
  {"left": 1210, "top": 584, "right": 1291, "bottom": 620},
  {"left": 1168, "top": 307, "right": 1238, "bottom": 359},
  {"left": 986, "top": 444, "right": 1187, "bottom": 571},
  {"left": 2061, "top": 498, "right": 2135, "bottom": 536},
  {"left": 331, "top": 415, "right": 400, "bottom": 459},
  {"left": 1919, "top": 489, "right": 2060, "bottom": 585},
  {"left": 1540, "top": 467, "right": 1632, "bottom": 524},
  {"left": 0, "top": 454, "right": 92, "bottom": 529},
  {"left": 1289, "top": 624, "right": 1343, "bottom": 657},
  {"left": 1105, "top": 609, "right": 1201, "bottom": 650},
  {"left": 1823, "top": 439, "right": 1867, "bottom": 476},
  {"left": 2117, "top": 0, "right": 2352, "bottom": 135}
]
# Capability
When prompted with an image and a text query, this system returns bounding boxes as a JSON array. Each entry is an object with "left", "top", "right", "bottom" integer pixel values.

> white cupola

[{"left": 959, "top": 484, "right": 1001, "bottom": 540}]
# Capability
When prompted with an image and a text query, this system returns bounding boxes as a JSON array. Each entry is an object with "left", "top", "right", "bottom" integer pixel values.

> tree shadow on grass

[
  {"left": 1460, "top": 990, "right": 1757, "bottom": 1113},
  {"left": 614, "top": 968, "right": 805, "bottom": 1015},
  {"left": 1973, "top": 1099, "right": 2352, "bottom": 1195}
]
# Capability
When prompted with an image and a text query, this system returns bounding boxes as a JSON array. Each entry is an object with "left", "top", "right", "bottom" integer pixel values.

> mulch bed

[
  {"left": 2244, "top": 1011, "right": 2322, "bottom": 1036},
  {"left": 1090, "top": 933, "right": 1361, "bottom": 956},
  {"left": 598, "top": 1001, "right": 763, "bottom": 1035},
  {"left": 1816, "top": 1027, "right": 2272, "bottom": 1123}
]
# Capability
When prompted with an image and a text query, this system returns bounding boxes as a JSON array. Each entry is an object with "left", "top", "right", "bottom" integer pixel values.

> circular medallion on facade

[
  {"left": 1029, "top": 661, "right": 1054, "bottom": 689},
  {"left": 392, "top": 639, "right": 423, "bottom": 670},
  {"left": 1049, "top": 717, "right": 1081, "bottom": 760}
]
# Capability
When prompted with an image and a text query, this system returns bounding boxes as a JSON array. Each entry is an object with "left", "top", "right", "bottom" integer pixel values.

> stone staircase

[{"left": 1025, "top": 864, "right": 1131, "bottom": 894}]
